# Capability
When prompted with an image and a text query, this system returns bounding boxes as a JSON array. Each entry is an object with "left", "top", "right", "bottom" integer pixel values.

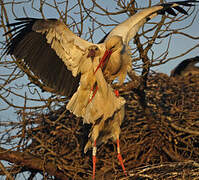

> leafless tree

[{"left": 0, "top": 0, "right": 199, "bottom": 179}]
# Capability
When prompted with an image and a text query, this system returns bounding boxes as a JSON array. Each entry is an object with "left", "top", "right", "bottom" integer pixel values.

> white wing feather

[
  {"left": 106, "top": 3, "right": 185, "bottom": 45},
  {"left": 32, "top": 19, "right": 95, "bottom": 77}
]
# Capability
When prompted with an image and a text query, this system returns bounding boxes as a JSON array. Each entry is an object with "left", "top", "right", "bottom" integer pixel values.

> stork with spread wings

[{"left": 3, "top": 1, "right": 199, "bottom": 179}]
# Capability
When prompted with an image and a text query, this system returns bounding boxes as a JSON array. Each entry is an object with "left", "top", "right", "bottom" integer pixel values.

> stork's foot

[
  {"left": 89, "top": 139, "right": 127, "bottom": 179},
  {"left": 117, "top": 139, "right": 127, "bottom": 176}
]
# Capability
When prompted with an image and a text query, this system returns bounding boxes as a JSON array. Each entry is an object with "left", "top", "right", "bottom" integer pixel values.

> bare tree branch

[{"left": 0, "top": 147, "right": 67, "bottom": 180}]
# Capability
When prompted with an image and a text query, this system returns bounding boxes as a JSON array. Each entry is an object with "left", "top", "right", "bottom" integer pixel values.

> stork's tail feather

[{"left": 66, "top": 87, "right": 91, "bottom": 117}]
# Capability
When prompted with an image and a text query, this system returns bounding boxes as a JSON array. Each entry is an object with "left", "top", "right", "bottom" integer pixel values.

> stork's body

[
  {"left": 3, "top": 1, "right": 199, "bottom": 179},
  {"left": 65, "top": 45, "right": 126, "bottom": 178},
  {"left": 66, "top": 46, "right": 98, "bottom": 118},
  {"left": 102, "top": 36, "right": 131, "bottom": 85}
]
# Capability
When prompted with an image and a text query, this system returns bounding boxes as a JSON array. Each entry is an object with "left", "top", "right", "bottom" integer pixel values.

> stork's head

[
  {"left": 87, "top": 45, "right": 101, "bottom": 59},
  {"left": 97, "top": 36, "right": 123, "bottom": 67},
  {"left": 105, "top": 35, "right": 123, "bottom": 52}
]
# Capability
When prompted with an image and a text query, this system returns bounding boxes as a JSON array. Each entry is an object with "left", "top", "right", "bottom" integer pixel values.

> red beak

[{"left": 94, "top": 49, "right": 112, "bottom": 74}]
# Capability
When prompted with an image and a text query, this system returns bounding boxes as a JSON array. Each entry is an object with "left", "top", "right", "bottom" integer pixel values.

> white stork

[
  {"left": 3, "top": 1, "right": 199, "bottom": 179},
  {"left": 170, "top": 56, "right": 199, "bottom": 77}
]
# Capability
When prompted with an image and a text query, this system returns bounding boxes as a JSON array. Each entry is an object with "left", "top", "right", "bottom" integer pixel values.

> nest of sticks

[{"left": 20, "top": 73, "right": 199, "bottom": 179}]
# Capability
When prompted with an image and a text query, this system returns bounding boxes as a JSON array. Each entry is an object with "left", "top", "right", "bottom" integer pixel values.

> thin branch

[{"left": 0, "top": 161, "right": 14, "bottom": 180}]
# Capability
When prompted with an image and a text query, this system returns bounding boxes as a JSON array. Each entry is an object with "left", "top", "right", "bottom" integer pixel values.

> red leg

[
  {"left": 117, "top": 139, "right": 127, "bottom": 176},
  {"left": 92, "top": 140, "right": 97, "bottom": 180}
]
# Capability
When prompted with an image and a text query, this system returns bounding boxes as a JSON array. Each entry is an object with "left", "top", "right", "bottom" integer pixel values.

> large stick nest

[{"left": 20, "top": 73, "right": 199, "bottom": 179}]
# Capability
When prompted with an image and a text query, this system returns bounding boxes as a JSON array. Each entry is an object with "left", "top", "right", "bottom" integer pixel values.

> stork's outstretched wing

[
  {"left": 106, "top": 1, "right": 199, "bottom": 45},
  {"left": 3, "top": 1, "right": 199, "bottom": 96},
  {"left": 4, "top": 18, "right": 94, "bottom": 96}
]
